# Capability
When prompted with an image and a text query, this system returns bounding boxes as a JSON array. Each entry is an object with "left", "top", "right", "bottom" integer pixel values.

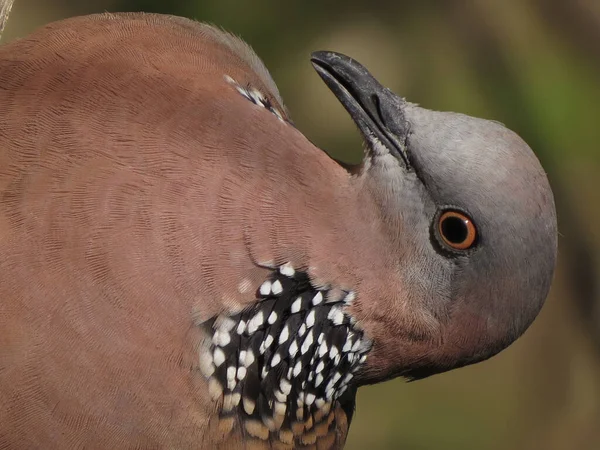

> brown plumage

[{"left": 0, "top": 12, "right": 557, "bottom": 449}]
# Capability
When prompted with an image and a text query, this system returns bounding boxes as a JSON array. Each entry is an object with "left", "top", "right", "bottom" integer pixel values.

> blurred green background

[{"left": 3, "top": 0, "right": 599, "bottom": 449}]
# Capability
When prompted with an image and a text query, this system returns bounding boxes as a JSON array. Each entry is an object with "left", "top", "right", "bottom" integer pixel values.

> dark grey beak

[{"left": 310, "top": 51, "right": 410, "bottom": 167}]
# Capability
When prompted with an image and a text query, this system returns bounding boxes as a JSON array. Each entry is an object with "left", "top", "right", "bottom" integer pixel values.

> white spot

[
  {"left": 348, "top": 353, "right": 355, "bottom": 364},
  {"left": 279, "top": 325, "right": 289, "bottom": 344},
  {"left": 352, "top": 339, "right": 361, "bottom": 352},
  {"left": 289, "top": 340, "right": 299, "bottom": 357},
  {"left": 259, "top": 281, "right": 272, "bottom": 296},
  {"left": 244, "top": 350, "right": 255, "bottom": 367},
  {"left": 236, "top": 320, "right": 246, "bottom": 335},
  {"left": 247, "top": 311, "right": 264, "bottom": 334},
  {"left": 264, "top": 334, "right": 274, "bottom": 349},
  {"left": 274, "top": 389, "right": 287, "bottom": 403},
  {"left": 271, "top": 353, "right": 281, "bottom": 367},
  {"left": 199, "top": 351, "right": 215, "bottom": 378},
  {"left": 274, "top": 401, "right": 287, "bottom": 415},
  {"left": 333, "top": 354, "right": 341, "bottom": 365},
  {"left": 301, "top": 330, "right": 314, "bottom": 354},
  {"left": 213, "top": 348, "right": 226, "bottom": 367},
  {"left": 220, "top": 330, "right": 231, "bottom": 346},
  {"left": 325, "top": 379, "right": 335, "bottom": 393},
  {"left": 227, "top": 378, "right": 236, "bottom": 391},
  {"left": 301, "top": 381, "right": 306, "bottom": 389},
  {"left": 280, "top": 379, "right": 292, "bottom": 395},
  {"left": 360, "top": 354, "right": 367, "bottom": 364},
  {"left": 297, "top": 398, "right": 304, "bottom": 407},
  {"left": 342, "top": 373, "right": 353, "bottom": 385},
  {"left": 271, "top": 279, "right": 283, "bottom": 295},
  {"left": 329, "top": 346, "right": 339, "bottom": 359},
  {"left": 344, "top": 291, "right": 356, "bottom": 305},
  {"left": 338, "top": 384, "right": 348, "bottom": 396},
  {"left": 279, "top": 263, "right": 295, "bottom": 277},
  {"left": 342, "top": 338, "right": 353, "bottom": 353},
  {"left": 308, "top": 372, "right": 313, "bottom": 382},
  {"left": 272, "top": 108, "right": 285, "bottom": 122},
  {"left": 213, "top": 330, "right": 230, "bottom": 347},
  {"left": 237, "top": 366, "right": 247, "bottom": 380},
  {"left": 261, "top": 366, "right": 269, "bottom": 380},
  {"left": 315, "top": 360, "right": 325, "bottom": 374},
  {"left": 328, "top": 307, "right": 344, "bottom": 326},
  {"left": 318, "top": 341, "right": 328, "bottom": 358},
  {"left": 268, "top": 311, "right": 278, "bottom": 325},
  {"left": 291, "top": 297, "right": 302, "bottom": 314},
  {"left": 305, "top": 393, "right": 316, "bottom": 406},
  {"left": 305, "top": 310, "right": 316, "bottom": 328},
  {"left": 243, "top": 397, "right": 256, "bottom": 415},
  {"left": 318, "top": 333, "right": 325, "bottom": 344},
  {"left": 315, "top": 373, "right": 324, "bottom": 387},
  {"left": 223, "top": 74, "right": 235, "bottom": 84},
  {"left": 299, "top": 324, "right": 306, "bottom": 337},
  {"left": 249, "top": 88, "right": 264, "bottom": 104},
  {"left": 331, "top": 372, "right": 342, "bottom": 385},
  {"left": 312, "top": 292, "right": 323, "bottom": 305},
  {"left": 216, "top": 316, "right": 236, "bottom": 332},
  {"left": 315, "top": 398, "right": 325, "bottom": 408},
  {"left": 287, "top": 367, "right": 293, "bottom": 378},
  {"left": 238, "top": 350, "right": 247, "bottom": 364},
  {"left": 232, "top": 392, "right": 241, "bottom": 406},
  {"left": 236, "top": 86, "right": 251, "bottom": 100},
  {"left": 223, "top": 393, "right": 234, "bottom": 412},
  {"left": 293, "top": 360, "right": 302, "bottom": 377},
  {"left": 325, "top": 386, "right": 335, "bottom": 399},
  {"left": 227, "top": 366, "right": 236, "bottom": 382},
  {"left": 263, "top": 417, "right": 275, "bottom": 432}
]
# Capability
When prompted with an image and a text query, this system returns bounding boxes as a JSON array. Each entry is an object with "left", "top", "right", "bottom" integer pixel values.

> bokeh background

[{"left": 3, "top": 0, "right": 599, "bottom": 449}]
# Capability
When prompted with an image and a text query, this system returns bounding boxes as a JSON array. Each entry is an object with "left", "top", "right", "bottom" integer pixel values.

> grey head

[{"left": 311, "top": 51, "right": 558, "bottom": 381}]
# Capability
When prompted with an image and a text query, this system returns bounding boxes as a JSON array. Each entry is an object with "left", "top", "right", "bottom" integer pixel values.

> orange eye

[{"left": 438, "top": 210, "right": 477, "bottom": 250}]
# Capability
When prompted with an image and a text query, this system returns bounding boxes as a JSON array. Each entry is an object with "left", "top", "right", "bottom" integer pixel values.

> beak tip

[{"left": 310, "top": 50, "right": 325, "bottom": 59}]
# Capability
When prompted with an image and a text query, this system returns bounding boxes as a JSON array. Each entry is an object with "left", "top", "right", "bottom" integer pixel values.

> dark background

[{"left": 3, "top": 1, "right": 600, "bottom": 449}]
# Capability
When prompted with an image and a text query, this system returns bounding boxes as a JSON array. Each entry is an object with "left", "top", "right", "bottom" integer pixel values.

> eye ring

[{"left": 437, "top": 210, "right": 478, "bottom": 251}]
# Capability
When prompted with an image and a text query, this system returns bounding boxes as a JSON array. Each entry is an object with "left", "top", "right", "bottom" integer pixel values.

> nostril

[{"left": 371, "top": 94, "right": 387, "bottom": 128}]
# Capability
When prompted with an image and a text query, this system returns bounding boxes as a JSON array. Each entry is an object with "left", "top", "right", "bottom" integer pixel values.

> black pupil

[{"left": 441, "top": 216, "right": 469, "bottom": 244}]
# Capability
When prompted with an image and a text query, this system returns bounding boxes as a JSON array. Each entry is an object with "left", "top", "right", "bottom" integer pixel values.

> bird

[{"left": 0, "top": 12, "right": 557, "bottom": 450}]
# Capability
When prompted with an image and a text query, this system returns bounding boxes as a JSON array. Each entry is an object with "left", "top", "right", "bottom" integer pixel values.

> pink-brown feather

[{"left": 0, "top": 12, "right": 415, "bottom": 449}]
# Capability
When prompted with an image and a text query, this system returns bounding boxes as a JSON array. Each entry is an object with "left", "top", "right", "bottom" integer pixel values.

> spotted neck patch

[
  {"left": 224, "top": 75, "right": 288, "bottom": 123},
  {"left": 198, "top": 264, "right": 371, "bottom": 446}
]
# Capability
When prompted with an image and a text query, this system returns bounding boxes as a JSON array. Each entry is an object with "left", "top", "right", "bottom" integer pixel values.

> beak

[{"left": 310, "top": 51, "right": 410, "bottom": 168}]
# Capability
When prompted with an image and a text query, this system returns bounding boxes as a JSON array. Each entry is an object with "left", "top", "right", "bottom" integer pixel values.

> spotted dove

[{"left": 0, "top": 12, "right": 557, "bottom": 449}]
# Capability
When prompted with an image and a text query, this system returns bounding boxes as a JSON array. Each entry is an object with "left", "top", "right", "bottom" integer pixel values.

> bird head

[{"left": 311, "top": 51, "right": 558, "bottom": 381}]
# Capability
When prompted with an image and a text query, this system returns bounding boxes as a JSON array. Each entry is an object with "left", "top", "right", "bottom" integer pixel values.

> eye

[{"left": 437, "top": 210, "right": 478, "bottom": 251}]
